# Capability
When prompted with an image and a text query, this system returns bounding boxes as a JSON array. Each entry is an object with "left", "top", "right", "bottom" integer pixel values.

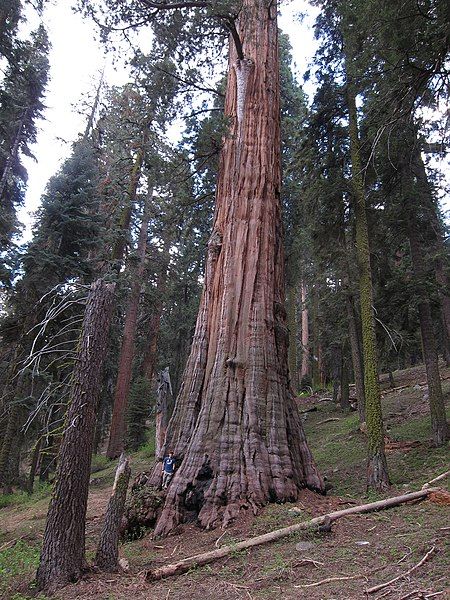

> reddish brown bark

[
  {"left": 149, "top": 0, "right": 323, "bottom": 537},
  {"left": 107, "top": 191, "right": 152, "bottom": 459},
  {"left": 36, "top": 280, "right": 115, "bottom": 592}
]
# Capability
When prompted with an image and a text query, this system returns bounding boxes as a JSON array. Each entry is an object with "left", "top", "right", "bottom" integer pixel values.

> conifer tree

[{"left": 0, "top": 24, "right": 49, "bottom": 261}]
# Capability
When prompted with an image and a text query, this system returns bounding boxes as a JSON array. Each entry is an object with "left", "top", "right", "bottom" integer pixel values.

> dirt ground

[{"left": 1, "top": 363, "right": 449, "bottom": 600}]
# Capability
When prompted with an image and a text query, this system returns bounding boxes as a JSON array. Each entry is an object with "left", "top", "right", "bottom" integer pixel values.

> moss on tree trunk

[{"left": 346, "top": 78, "right": 389, "bottom": 491}]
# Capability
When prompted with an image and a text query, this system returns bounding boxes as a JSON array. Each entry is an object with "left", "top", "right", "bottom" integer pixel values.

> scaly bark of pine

[
  {"left": 36, "top": 279, "right": 115, "bottom": 591},
  {"left": 346, "top": 82, "right": 390, "bottom": 491},
  {"left": 151, "top": 0, "right": 323, "bottom": 537},
  {"left": 107, "top": 189, "right": 152, "bottom": 459}
]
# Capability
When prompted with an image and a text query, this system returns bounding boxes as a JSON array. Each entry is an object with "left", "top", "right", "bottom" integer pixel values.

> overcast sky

[
  {"left": 18, "top": 1, "right": 449, "bottom": 242},
  {"left": 18, "top": 1, "right": 320, "bottom": 241}
]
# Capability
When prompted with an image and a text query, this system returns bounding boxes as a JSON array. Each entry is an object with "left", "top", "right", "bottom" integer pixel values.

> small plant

[{"left": 0, "top": 541, "right": 40, "bottom": 593}]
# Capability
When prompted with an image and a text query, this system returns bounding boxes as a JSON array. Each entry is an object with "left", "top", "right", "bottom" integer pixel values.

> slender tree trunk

[
  {"left": 311, "top": 285, "right": 321, "bottom": 388},
  {"left": 148, "top": 0, "right": 323, "bottom": 537},
  {"left": 36, "top": 279, "right": 115, "bottom": 592},
  {"left": 340, "top": 358, "right": 351, "bottom": 411},
  {"left": 346, "top": 79, "right": 389, "bottom": 491},
  {"left": 300, "top": 279, "right": 310, "bottom": 381},
  {"left": 110, "top": 132, "right": 148, "bottom": 270},
  {"left": 27, "top": 437, "right": 42, "bottom": 494},
  {"left": 0, "top": 110, "right": 27, "bottom": 202},
  {"left": 345, "top": 287, "right": 366, "bottom": 422},
  {"left": 331, "top": 344, "right": 342, "bottom": 404},
  {"left": 39, "top": 434, "right": 55, "bottom": 483},
  {"left": 0, "top": 403, "right": 20, "bottom": 494},
  {"left": 155, "top": 368, "right": 172, "bottom": 460},
  {"left": 96, "top": 454, "right": 131, "bottom": 572},
  {"left": 412, "top": 150, "right": 450, "bottom": 366},
  {"left": 388, "top": 371, "right": 395, "bottom": 389},
  {"left": 141, "top": 236, "right": 171, "bottom": 383},
  {"left": 0, "top": 371, "right": 26, "bottom": 494},
  {"left": 408, "top": 224, "right": 448, "bottom": 446},
  {"left": 107, "top": 189, "right": 152, "bottom": 459},
  {"left": 287, "top": 283, "right": 298, "bottom": 391}
]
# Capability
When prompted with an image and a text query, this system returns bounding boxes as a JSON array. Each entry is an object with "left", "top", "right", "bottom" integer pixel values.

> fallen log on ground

[
  {"left": 145, "top": 487, "right": 439, "bottom": 582},
  {"left": 422, "top": 470, "right": 450, "bottom": 489}
]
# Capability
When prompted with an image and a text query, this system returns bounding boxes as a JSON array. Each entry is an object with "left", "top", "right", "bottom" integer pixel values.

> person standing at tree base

[{"left": 161, "top": 451, "right": 175, "bottom": 489}]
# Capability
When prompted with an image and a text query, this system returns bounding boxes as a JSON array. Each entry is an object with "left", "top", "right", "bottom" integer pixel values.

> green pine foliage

[{"left": 126, "top": 377, "right": 154, "bottom": 451}]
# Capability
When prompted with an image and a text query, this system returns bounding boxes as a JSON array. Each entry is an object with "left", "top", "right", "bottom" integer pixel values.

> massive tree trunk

[
  {"left": 107, "top": 189, "right": 152, "bottom": 459},
  {"left": 346, "top": 79, "right": 390, "bottom": 491},
  {"left": 36, "top": 279, "right": 115, "bottom": 592},
  {"left": 149, "top": 0, "right": 323, "bottom": 537}
]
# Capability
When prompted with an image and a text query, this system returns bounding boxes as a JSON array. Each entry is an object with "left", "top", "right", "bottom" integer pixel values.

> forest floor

[{"left": 1, "top": 363, "right": 449, "bottom": 600}]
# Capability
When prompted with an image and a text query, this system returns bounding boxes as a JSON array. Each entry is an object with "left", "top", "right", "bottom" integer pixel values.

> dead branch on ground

[
  {"left": 366, "top": 546, "right": 437, "bottom": 594},
  {"left": 145, "top": 487, "right": 439, "bottom": 581}
]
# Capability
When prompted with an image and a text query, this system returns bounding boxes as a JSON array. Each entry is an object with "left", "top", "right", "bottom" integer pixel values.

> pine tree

[{"left": 0, "top": 24, "right": 49, "bottom": 261}]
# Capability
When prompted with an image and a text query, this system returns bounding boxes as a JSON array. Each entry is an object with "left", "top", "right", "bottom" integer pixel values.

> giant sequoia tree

[{"left": 144, "top": 0, "right": 324, "bottom": 536}]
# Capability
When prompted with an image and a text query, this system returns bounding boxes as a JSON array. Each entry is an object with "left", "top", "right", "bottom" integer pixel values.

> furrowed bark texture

[
  {"left": 346, "top": 80, "right": 389, "bottom": 491},
  {"left": 107, "top": 189, "right": 152, "bottom": 459},
  {"left": 36, "top": 280, "right": 115, "bottom": 592},
  {"left": 96, "top": 454, "right": 131, "bottom": 571},
  {"left": 151, "top": 0, "right": 323, "bottom": 537}
]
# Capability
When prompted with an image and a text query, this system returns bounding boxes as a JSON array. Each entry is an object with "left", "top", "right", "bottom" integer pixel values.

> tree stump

[
  {"left": 96, "top": 454, "right": 131, "bottom": 572},
  {"left": 121, "top": 472, "right": 165, "bottom": 540}
]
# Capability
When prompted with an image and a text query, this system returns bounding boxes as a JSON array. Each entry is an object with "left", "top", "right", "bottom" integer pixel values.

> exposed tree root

[{"left": 145, "top": 487, "right": 439, "bottom": 582}]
